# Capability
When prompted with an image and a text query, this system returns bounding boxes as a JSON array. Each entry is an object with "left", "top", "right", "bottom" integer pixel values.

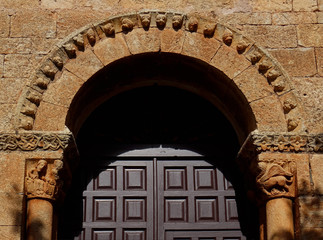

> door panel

[{"left": 77, "top": 159, "right": 243, "bottom": 240}]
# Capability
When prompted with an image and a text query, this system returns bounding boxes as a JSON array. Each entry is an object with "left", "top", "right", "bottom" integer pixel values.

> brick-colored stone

[
  {"left": 210, "top": 44, "right": 250, "bottom": 79},
  {"left": 0, "top": 193, "right": 23, "bottom": 225},
  {"left": 43, "top": 70, "right": 84, "bottom": 107},
  {"left": 310, "top": 154, "right": 323, "bottom": 195},
  {"left": 0, "top": 78, "right": 26, "bottom": 104},
  {"left": 269, "top": 48, "right": 316, "bottom": 77},
  {"left": 250, "top": 0, "right": 292, "bottom": 12},
  {"left": 219, "top": 12, "right": 271, "bottom": 25},
  {"left": 293, "top": 0, "right": 318, "bottom": 11},
  {"left": 293, "top": 77, "right": 323, "bottom": 134},
  {"left": 295, "top": 154, "right": 312, "bottom": 195},
  {"left": 4, "top": 54, "right": 33, "bottom": 78},
  {"left": 316, "top": 48, "right": 323, "bottom": 76},
  {"left": 0, "top": 104, "right": 14, "bottom": 130},
  {"left": 272, "top": 12, "right": 317, "bottom": 25},
  {"left": 123, "top": 28, "right": 161, "bottom": 55},
  {"left": 250, "top": 95, "right": 287, "bottom": 132},
  {"left": 11, "top": 10, "right": 57, "bottom": 38},
  {"left": 33, "top": 102, "right": 68, "bottom": 131},
  {"left": 243, "top": 25, "right": 297, "bottom": 48},
  {"left": 64, "top": 48, "right": 104, "bottom": 81},
  {"left": 0, "top": 11, "right": 10, "bottom": 37},
  {"left": 297, "top": 24, "right": 323, "bottom": 47},
  {"left": 161, "top": 29, "right": 186, "bottom": 54},
  {"left": 233, "top": 66, "right": 273, "bottom": 102},
  {"left": 0, "top": 38, "right": 32, "bottom": 54}
]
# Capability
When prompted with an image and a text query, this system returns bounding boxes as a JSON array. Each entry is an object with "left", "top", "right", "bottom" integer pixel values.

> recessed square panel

[
  {"left": 165, "top": 168, "right": 187, "bottom": 190},
  {"left": 94, "top": 168, "right": 116, "bottom": 190},
  {"left": 124, "top": 198, "right": 146, "bottom": 221},
  {"left": 196, "top": 198, "right": 218, "bottom": 222},
  {"left": 224, "top": 178, "right": 234, "bottom": 190},
  {"left": 124, "top": 167, "right": 146, "bottom": 190},
  {"left": 194, "top": 168, "right": 216, "bottom": 190},
  {"left": 82, "top": 197, "right": 86, "bottom": 222},
  {"left": 225, "top": 197, "right": 239, "bottom": 222},
  {"left": 92, "top": 229, "right": 115, "bottom": 240},
  {"left": 93, "top": 198, "right": 115, "bottom": 221},
  {"left": 165, "top": 198, "right": 188, "bottom": 222},
  {"left": 124, "top": 229, "right": 146, "bottom": 240}
]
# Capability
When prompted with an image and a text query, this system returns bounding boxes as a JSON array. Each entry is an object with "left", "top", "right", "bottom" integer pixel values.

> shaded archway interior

[
  {"left": 58, "top": 85, "right": 259, "bottom": 239},
  {"left": 66, "top": 52, "right": 256, "bottom": 144}
]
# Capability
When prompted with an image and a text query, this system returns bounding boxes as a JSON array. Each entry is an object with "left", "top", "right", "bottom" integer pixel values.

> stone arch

[{"left": 15, "top": 11, "right": 305, "bottom": 140}]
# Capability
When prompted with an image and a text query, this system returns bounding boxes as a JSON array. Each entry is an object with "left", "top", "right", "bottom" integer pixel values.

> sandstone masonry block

[
  {"left": 0, "top": 193, "right": 23, "bottom": 225},
  {"left": 4, "top": 54, "right": 33, "bottom": 78},
  {"left": 0, "top": 38, "right": 32, "bottom": 54},
  {"left": 32, "top": 38, "right": 58, "bottom": 55},
  {"left": 11, "top": 10, "right": 57, "bottom": 38},
  {"left": 269, "top": 48, "right": 316, "bottom": 77},
  {"left": 250, "top": 0, "right": 292, "bottom": 12},
  {"left": 295, "top": 154, "right": 312, "bottom": 195},
  {"left": 299, "top": 196, "right": 323, "bottom": 228},
  {"left": 243, "top": 25, "right": 297, "bottom": 48},
  {"left": 0, "top": 226, "right": 21, "bottom": 240},
  {"left": 0, "top": 104, "right": 14, "bottom": 130},
  {"left": 0, "top": 0, "right": 39, "bottom": 8},
  {"left": 0, "top": 11, "right": 9, "bottom": 37},
  {"left": 316, "top": 48, "right": 323, "bottom": 76},
  {"left": 297, "top": 24, "right": 323, "bottom": 47},
  {"left": 272, "top": 12, "right": 317, "bottom": 25},
  {"left": 40, "top": 0, "right": 74, "bottom": 9},
  {"left": 219, "top": 12, "right": 271, "bottom": 25},
  {"left": 316, "top": 12, "right": 323, "bottom": 24},
  {"left": 161, "top": 29, "right": 186, "bottom": 54},
  {"left": 0, "top": 55, "right": 3, "bottom": 78},
  {"left": 320, "top": 0, "right": 323, "bottom": 10},
  {"left": 293, "top": 0, "right": 318, "bottom": 11},
  {"left": 293, "top": 77, "right": 323, "bottom": 133},
  {"left": 0, "top": 78, "right": 26, "bottom": 104},
  {"left": 310, "top": 154, "right": 323, "bottom": 195}
]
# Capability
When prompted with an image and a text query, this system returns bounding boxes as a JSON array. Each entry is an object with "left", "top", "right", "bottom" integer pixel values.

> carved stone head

[
  {"left": 140, "top": 14, "right": 151, "bottom": 28},
  {"left": 156, "top": 14, "right": 167, "bottom": 29},
  {"left": 172, "top": 15, "right": 183, "bottom": 29}
]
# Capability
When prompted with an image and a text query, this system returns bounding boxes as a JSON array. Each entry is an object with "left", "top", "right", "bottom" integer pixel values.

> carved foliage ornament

[
  {"left": 25, "top": 159, "right": 64, "bottom": 200},
  {"left": 0, "top": 133, "right": 71, "bottom": 151}
]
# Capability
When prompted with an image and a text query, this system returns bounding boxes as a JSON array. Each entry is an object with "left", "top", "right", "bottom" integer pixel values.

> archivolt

[{"left": 15, "top": 11, "right": 304, "bottom": 137}]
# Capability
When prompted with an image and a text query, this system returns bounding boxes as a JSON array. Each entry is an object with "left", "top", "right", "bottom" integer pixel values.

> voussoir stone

[{"left": 161, "top": 29, "right": 186, "bottom": 54}]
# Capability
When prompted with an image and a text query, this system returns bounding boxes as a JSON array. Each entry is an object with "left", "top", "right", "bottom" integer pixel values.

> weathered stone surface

[
  {"left": 293, "top": 0, "right": 318, "bottom": 11},
  {"left": 310, "top": 154, "right": 323, "bottom": 195},
  {"left": 316, "top": 48, "right": 323, "bottom": 76},
  {"left": 233, "top": 66, "right": 273, "bottom": 102},
  {"left": 123, "top": 28, "right": 161, "bottom": 54},
  {"left": 250, "top": 95, "right": 287, "bottom": 132},
  {"left": 0, "top": 0, "right": 39, "bottom": 8},
  {"left": 0, "top": 38, "right": 32, "bottom": 54},
  {"left": 4, "top": 54, "right": 33, "bottom": 78},
  {"left": 294, "top": 154, "right": 312, "bottom": 195},
  {"left": 297, "top": 24, "right": 323, "bottom": 47},
  {"left": 33, "top": 102, "right": 68, "bottom": 131},
  {"left": 250, "top": 0, "right": 292, "bottom": 12},
  {"left": 0, "top": 104, "right": 14, "bottom": 130},
  {"left": 93, "top": 34, "right": 131, "bottom": 65},
  {"left": 210, "top": 44, "right": 251, "bottom": 79},
  {"left": 272, "top": 12, "right": 317, "bottom": 25},
  {"left": 40, "top": 0, "right": 74, "bottom": 9},
  {"left": 219, "top": 12, "right": 271, "bottom": 25},
  {"left": 0, "top": 55, "right": 3, "bottom": 78},
  {"left": 301, "top": 228, "right": 323, "bottom": 240},
  {"left": 32, "top": 38, "right": 58, "bottom": 55},
  {"left": 0, "top": 226, "right": 21, "bottom": 240},
  {"left": 42, "top": 70, "right": 83, "bottom": 107},
  {"left": 317, "top": 12, "right": 323, "bottom": 24},
  {"left": 161, "top": 29, "right": 186, "bottom": 54},
  {"left": 64, "top": 48, "right": 104, "bottom": 81},
  {"left": 293, "top": 77, "right": 323, "bottom": 133},
  {"left": 182, "top": 32, "right": 221, "bottom": 63},
  {"left": 269, "top": 48, "right": 316, "bottom": 77},
  {"left": 11, "top": 10, "right": 56, "bottom": 38},
  {"left": 320, "top": 0, "right": 323, "bottom": 10},
  {"left": 0, "top": 78, "right": 26, "bottom": 104},
  {"left": 0, "top": 11, "right": 10, "bottom": 38},
  {"left": 299, "top": 196, "right": 323, "bottom": 228},
  {"left": 243, "top": 25, "right": 297, "bottom": 48},
  {"left": 0, "top": 193, "right": 23, "bottom": 225}
]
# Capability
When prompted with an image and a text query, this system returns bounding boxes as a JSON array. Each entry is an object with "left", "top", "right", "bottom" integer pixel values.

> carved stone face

[
  {"left": 172, "top": 15, "right": 183, "bottom": 29},
  {"left": 156, "top": 14, "right": 166, "bottom": 28},
  {"left": 36, "top": 160, "right": 47, "bottom": 172},
  {"left": 140, "top": 14, "right": 151, "bottom": 28}
]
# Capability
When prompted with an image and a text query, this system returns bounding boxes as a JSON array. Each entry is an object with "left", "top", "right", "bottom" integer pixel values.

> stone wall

[{"left": 0, "top": 0, "right": 322, "bottom": 239}]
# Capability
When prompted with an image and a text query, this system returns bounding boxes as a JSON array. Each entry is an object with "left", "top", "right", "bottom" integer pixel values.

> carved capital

[
  {"left": 25, "top": 159, "right": 64, "bottom": 201},
  {"left": 253, "top": 158, "right": 296, "bottom": 201}
]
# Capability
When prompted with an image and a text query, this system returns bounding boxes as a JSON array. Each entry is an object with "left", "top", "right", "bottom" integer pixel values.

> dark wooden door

[{"left": 78, "top": 158, "right": 246, "bottom": 240}]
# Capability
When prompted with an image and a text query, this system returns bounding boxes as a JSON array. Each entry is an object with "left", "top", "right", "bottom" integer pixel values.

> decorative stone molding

[
  {"left": 25, "top": 159, "right": 64, "bottom": 201},
  {"left": 15, "top": 11, "right": 302, "bottom": 133},
  {"left": 0, "top": 132, "right": 73, "bottom": 151}
]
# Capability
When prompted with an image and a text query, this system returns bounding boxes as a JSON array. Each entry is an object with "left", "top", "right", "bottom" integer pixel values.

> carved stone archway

[{"left": 1, "top": 10, "right": 320, "bottom": 240}]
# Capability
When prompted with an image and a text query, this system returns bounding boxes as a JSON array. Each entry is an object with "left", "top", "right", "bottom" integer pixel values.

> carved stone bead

[
  {"left": 288, "top": 119, "right": 298, "bottom": 131},
  {"left": 188, "top": 17, "right": 198, "bottom": 32},
  {"left": 250, "top": 51, "right": 262, "bottom": 64},
  {"left": 222, "top": 29, "right": 233, "bottom": 45},
  {"left": 156, "top": 14, "right": 167, "bottom": 29},
  {"left": 102, "top": 23, "right": 115, "bottom": 36},
  {"left": 267, "top": 69, "right": 280, "bottom": 81},
  {"left": 122, "top": 18, "right": 134, "bottom": 31},
  {"left": 42, "top": 65, "right": 56, "bottom": 79},
  {"left": 20, "top": 115, "right": 34, "bottom": 130},
  {"left": 203, "top": 24, "right": 216, "bottom": 37},
  {"left": 258, "top": 59, "right": 272, "bottom": 72},
  {"left": 26, "top": 90, "right": 42, "bottom": 105},
  {"left": 63, "top": 43, "right": 76, "bottom": 58},
  {"left": 87, "top": 29, "right": 96, "bottom": 45},
  {"left": 236, "top": 40, "right": 249, "bottom": 52},
  {"left": 172, "top": 15, "right": 183, "bottom": 29},
  {"left": 52, "top": 56, "right": 63, "bottom": 69},
  {"left": 272, "top": 78, "right": 285, "bottom": 92},
  {"left": 283, "top": 99, "right": 297, "bottom": 113},
  {"left": 73, "top": 34, "right": 85, "bottom": 48},
  {"left": 35, "top": 77, "right": 50, "bottom": 89},
  {"left": 21, "top": 101, "right": 37, "bottom": 117},
  {"left": 140, "top": 14, "right": 151, "bottom": 28}
]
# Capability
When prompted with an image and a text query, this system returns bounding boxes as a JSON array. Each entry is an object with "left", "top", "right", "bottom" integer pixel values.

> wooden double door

[{"left": 79, "top": 158, "right": 246, "bottom": 240}]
